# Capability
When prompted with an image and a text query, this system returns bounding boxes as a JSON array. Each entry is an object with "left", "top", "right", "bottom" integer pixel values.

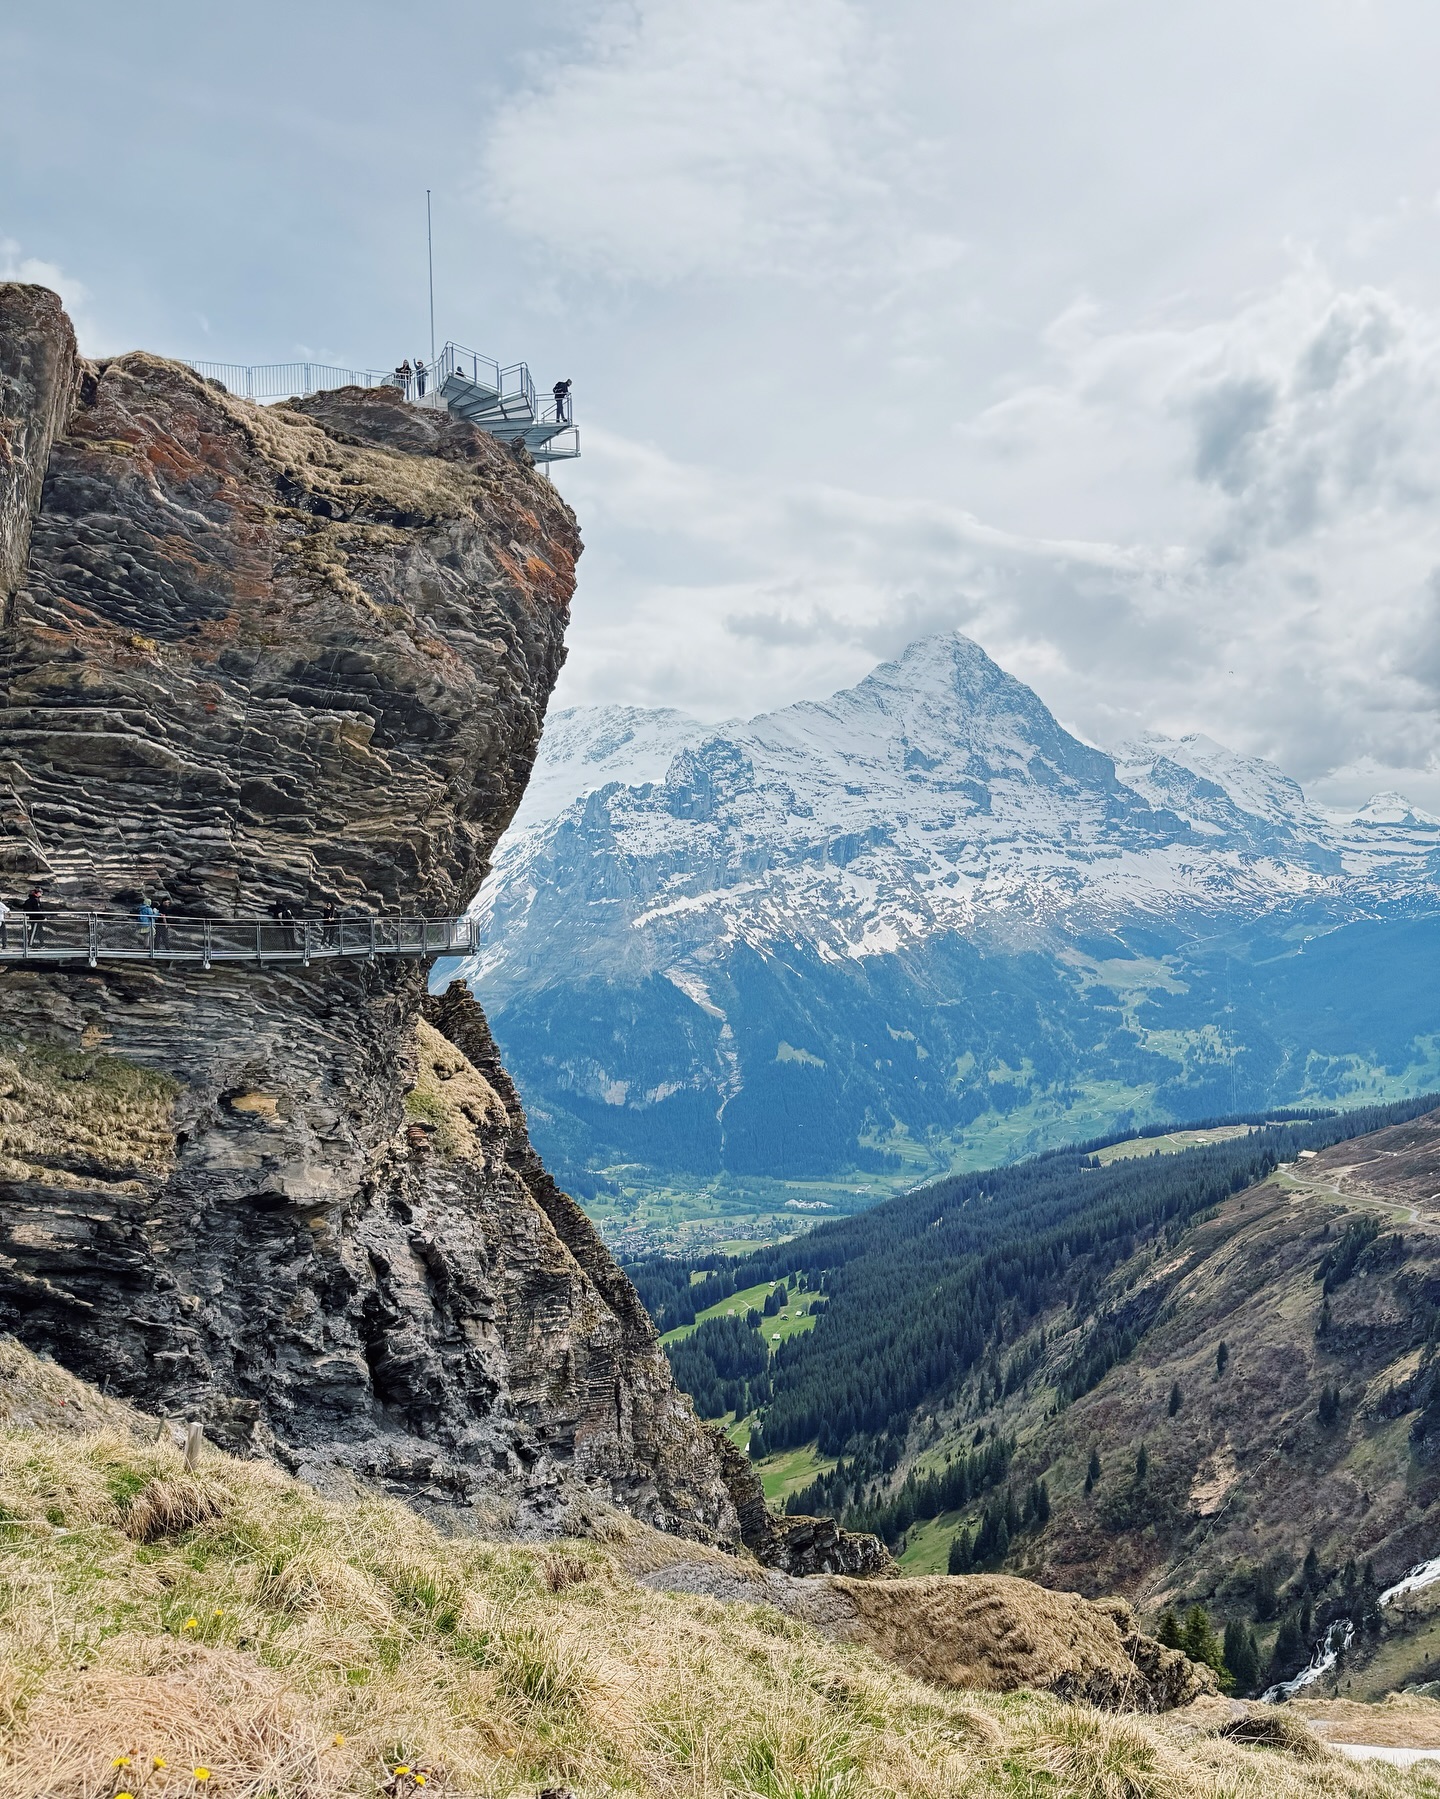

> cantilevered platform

[
  {"left": 186, "top": 338, "right": 580, "bottom": 464},
  {"left": 0, "top": 912, "right": 476, "bottom": 969}
]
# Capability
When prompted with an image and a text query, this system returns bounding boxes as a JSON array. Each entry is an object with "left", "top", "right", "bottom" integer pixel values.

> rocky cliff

[{"left": 0, "top": 282, "right": 743, "bottom": 1540}]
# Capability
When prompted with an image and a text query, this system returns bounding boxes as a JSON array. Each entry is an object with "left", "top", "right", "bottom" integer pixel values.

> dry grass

[
  {"left": 403, "top": 1020, "right": 506, "bottom": 1160},
  {"left": 0, "top": 1400, "right": 1435, "bottom": 1797},
  {"left": 0, "top": 1040, "right": 177, "bottom": 1188}
]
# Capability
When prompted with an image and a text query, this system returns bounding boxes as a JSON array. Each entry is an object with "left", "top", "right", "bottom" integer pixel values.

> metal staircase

[
  {"left": 418, "top": 342, "right": 579, "bottom": 462},
  {"left": 186, "top": 338, "right": 580, "bottom": 464}
]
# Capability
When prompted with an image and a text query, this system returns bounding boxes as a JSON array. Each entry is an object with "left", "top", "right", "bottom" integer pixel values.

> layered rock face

[{"left": 0, "top": 284, "right": 742, "bottom": 1540}]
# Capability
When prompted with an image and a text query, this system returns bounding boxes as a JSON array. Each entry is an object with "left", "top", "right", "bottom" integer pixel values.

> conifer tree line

[
  {"left": 655, "top": 1099, "right": 1436, "bottom": 1460},
  {"left": 786, "top": 1431, "right": 1014, "bottom": 1542}
]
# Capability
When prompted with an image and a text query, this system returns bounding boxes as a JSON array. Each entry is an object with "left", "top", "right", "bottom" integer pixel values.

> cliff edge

[{"left": 0, "top": 284, "right": 743, "bottom": 1540}]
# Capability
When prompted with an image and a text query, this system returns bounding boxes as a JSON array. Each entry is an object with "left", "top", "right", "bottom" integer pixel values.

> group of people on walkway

[
  {"left": 386, "top": 357, "right": 574, "bottom": 425},
  {"left": 392, "top": 357, "right": 433, "bottom": 398},
  {"left": 0, "top": 894, "right": 458, "bottom": 959}
]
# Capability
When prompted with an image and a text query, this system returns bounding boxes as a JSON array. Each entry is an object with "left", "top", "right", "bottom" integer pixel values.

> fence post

[
  {"left": 88, "top": 914, "right": 97, "bottom": 968},
  {"left": 369, "top": 916, "right": 376, "bottom": 960},
  {"left": 203, "top": 919, "right": 212, "bottom": 971},
  {"left": 302, "top": 920, "right": 311, "bottom": 967},
  {"left": 183, "top": 1421, "right": 203, "bottom": 1472}
]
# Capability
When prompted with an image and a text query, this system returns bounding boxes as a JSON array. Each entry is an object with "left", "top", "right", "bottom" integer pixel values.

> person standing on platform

[
  {"left": 552, "top": 377, "right": 572, "bottom": 422},
  {"left": 22, "top": 887, "right": 45, "bottom": 947}
]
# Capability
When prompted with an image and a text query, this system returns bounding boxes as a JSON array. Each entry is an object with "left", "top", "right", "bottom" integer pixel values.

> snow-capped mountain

[{"left": 445, "top": 633, "right": 1440, "bottom": 1197}]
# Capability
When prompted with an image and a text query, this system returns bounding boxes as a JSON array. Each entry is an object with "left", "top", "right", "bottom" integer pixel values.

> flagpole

[{"left": 426, "top": 189, "right": 435, "bottom": 363}]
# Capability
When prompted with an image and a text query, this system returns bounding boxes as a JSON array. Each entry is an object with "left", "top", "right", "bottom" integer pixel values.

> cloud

[
  {"left": 479, "top": 0, "right": 898, "bottom": 282},
  {"left": 0, "top": 239, "right": 93, "bottom": 333},
  {"left": 556, "top": 262, "right": 1440, "bottom": 810}
]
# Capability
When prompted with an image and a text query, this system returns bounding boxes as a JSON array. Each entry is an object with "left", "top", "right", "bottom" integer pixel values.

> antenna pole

[{"left": 426, "top": 189, "right": 435, "bottom": 362}]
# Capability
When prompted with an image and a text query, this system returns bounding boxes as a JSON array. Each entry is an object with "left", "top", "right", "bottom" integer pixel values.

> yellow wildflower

[
  {"left": 112, "top": 1756, "right": 133, "bottom": 1768},
  {"left": 393, "top": 1766, "right": 411, "bottom": 1777},
  {"left": 415, "top": 1778, "right": 427, "bottom": 1788},
  {"left": 332, "top": 1734, "right": 345, "bottom": 1747},
  {"left": 213, "top": 1607, "right": 224, "bottom": 1617},
  {"left": 194, "top": 1768, "right": 211, "bottom": 1782},
  {"left": 153, "top": 1758, "right": 168, "bottom": 1769},
  {"left": 183, "top": 1616, "right": 198, "bottom": 1630},
  {"left": 117, "top": 1792, "right": 135, "bottom": 1798}
]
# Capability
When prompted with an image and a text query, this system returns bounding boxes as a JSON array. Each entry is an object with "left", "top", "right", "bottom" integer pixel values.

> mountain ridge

[{"left": 444, "top": 631, "right": 1440, "bottom": 1246}]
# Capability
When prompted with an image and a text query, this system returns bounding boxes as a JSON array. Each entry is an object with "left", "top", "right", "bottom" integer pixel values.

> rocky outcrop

[
  {"left": 0, "top": 285, "right": 750, "bottom": 1542},
  {"left": 635, "top": 1549, "right": 1216, "bottom": 1712},
  {"left": 0, "top": 287, "right": 79, "bottom": 609}
]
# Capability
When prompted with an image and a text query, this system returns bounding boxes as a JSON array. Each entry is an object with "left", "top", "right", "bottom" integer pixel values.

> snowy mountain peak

[
  {"left": 456, "top": 633, "right": 1440, "bottom": 1000},
  {"left": 1352, "top": 790, "right": 1440, "bottom": 829},
  {"left": 507, "top": 703, "right": 708, "bottom": 833},
  {"left": 1114, "top": 731, "right": 1317, "bottom": 833}
]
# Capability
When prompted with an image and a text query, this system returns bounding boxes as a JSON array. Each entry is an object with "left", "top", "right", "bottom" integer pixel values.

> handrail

[
  {"left": 0, "top": 910, "right": 477, "bottom": 967},
  {"left": 187, "top": 359, "right": 399, "bottom": 401},
  {"left": 182, "top": 343, "right": 577, "bottom": 457}
]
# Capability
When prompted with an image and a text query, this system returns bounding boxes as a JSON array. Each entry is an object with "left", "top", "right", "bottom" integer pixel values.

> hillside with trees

[{"left": 635, "top": 1096, "right": 1440, "bottom": 1696}]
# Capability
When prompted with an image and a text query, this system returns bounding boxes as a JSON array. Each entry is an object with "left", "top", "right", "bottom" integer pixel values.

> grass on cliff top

[
  {"left": 0, "top": 1039, "right": 177, "bottom": 1188},
  {"left": 0, "top": 1408, "right": 1435, "bottom": 1799}
]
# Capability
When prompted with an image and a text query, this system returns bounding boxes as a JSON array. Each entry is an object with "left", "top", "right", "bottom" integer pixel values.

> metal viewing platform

[
  {"left": 0, "top": 912, "right": 477, "bottom": 970},
  {"left": 185, "top": 339, "right": 579, "bottom": 464}
]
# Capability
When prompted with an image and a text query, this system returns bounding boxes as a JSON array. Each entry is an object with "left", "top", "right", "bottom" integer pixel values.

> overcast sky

[{"left": 6, "top": 0, "right": 1440, "bottom": 807}]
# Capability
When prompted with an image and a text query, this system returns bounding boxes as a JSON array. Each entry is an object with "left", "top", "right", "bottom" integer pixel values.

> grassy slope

[
  {"left": 744, "top": 1125, "right": 1271, "bottom": 1522},
  {"left": 0, "top": 1365, "right": 1435, "bottom": 1799},
  {"left": 852, "top": 1111, "right": 1440, "bottom": 1699},
  {"left": 661, "top": 1283, "right": 820, "bottom": 1346}
]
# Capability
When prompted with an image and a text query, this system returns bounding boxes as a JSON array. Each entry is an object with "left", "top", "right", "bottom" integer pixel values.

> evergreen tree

[
  {"left": 1156, "top": 1608, "right": 1182, "bottom": 1649},
  {"left": 1168, "top": 1380, "right": 1183, "bottom": 1417},
  {"left": 1180, "top": 1604, "right": 1227, "bottom": 1679},
  {"left": 1302, "top": 1547, "right": 1321, "bottom": 1590},
  {"left": 1269, "top": 1611, "right": 1307, "bottom": 1682},
  {"left": 1318, "top": 1384, "right": 1341, "bottom": 1427},
  {"left": 947, "top": 1529, "right": 972, "bottom": 1575},
  {"left": 1134, "top": 1442, "right": 1149, "bottom": 1482},
  {"left": 1216, "top": 1341, "right": 1229, "bottom": 1376},
  {"left": 1085, "top": 1447, "right": 1101, "bottom": 1494},
  {"left": 1223, "top": 1618, "right": 1262, "bottom": 1694},
  {"left": 1253, "top": 1562, "right": 1279, "bottom": 1622}
]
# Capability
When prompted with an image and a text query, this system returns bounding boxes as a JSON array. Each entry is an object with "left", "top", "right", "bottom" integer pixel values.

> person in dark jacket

[
  {"left": 552, "top": 377, "right": 572, "bottom": 422},
  {"left": 21, "top": 887, "right": 44, "bottom": 947},
  {"left": 415, "top": 357, "right": 428, "bottom": 398}
]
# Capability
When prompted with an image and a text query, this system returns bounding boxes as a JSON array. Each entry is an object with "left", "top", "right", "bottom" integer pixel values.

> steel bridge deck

[{"left": 0, "top": 913, "right": 476, "bottom": 970}]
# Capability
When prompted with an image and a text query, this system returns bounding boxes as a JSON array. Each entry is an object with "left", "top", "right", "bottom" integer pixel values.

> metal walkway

[
  {"left": 186, "top": 339, "right": 580, "bottom": 464},
  {"left": 0, "top": 912, "right": 477, "bottom": 969}
]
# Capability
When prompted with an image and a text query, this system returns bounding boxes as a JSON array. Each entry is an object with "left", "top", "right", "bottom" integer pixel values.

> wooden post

[{"left": 183, "top": 1421, "right": 203, "bottom": 1471}]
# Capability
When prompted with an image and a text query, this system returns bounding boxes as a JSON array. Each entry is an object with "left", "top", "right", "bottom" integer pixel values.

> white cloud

[
  {"left": 479, "top": 0, "right": 898, "bottom": 282},
  {"left": 0, "top": 240, "right": 93, "bottom": 335},
  {"left": 557, "top": 263, "right": 1440, "bottom": 811}
]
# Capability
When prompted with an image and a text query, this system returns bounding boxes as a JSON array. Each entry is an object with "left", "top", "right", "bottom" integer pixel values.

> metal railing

[
  {"left": 182, "top": 342, "right": 579, "bottom": 460},
  {"left": 188, "top": 360, "right": 400, "bottom": 401},
  {"left": 0, "top": 912, "right": 477, "bottom": 969},
  {"left": 424, "top": 341, "right": 535, "bottom": 414}
]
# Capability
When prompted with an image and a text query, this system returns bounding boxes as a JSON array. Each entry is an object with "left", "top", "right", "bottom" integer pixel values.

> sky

[{"left": 6, "top": 0, "right": 1440, "bottom": 807}]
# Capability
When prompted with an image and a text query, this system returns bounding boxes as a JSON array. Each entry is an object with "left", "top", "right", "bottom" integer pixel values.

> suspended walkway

[
  {"left": 0, "top": 912, "right": 477, "bottom": 970},
  {"left": 186, "top": 339, "right": 579, "bottom": 464}
]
